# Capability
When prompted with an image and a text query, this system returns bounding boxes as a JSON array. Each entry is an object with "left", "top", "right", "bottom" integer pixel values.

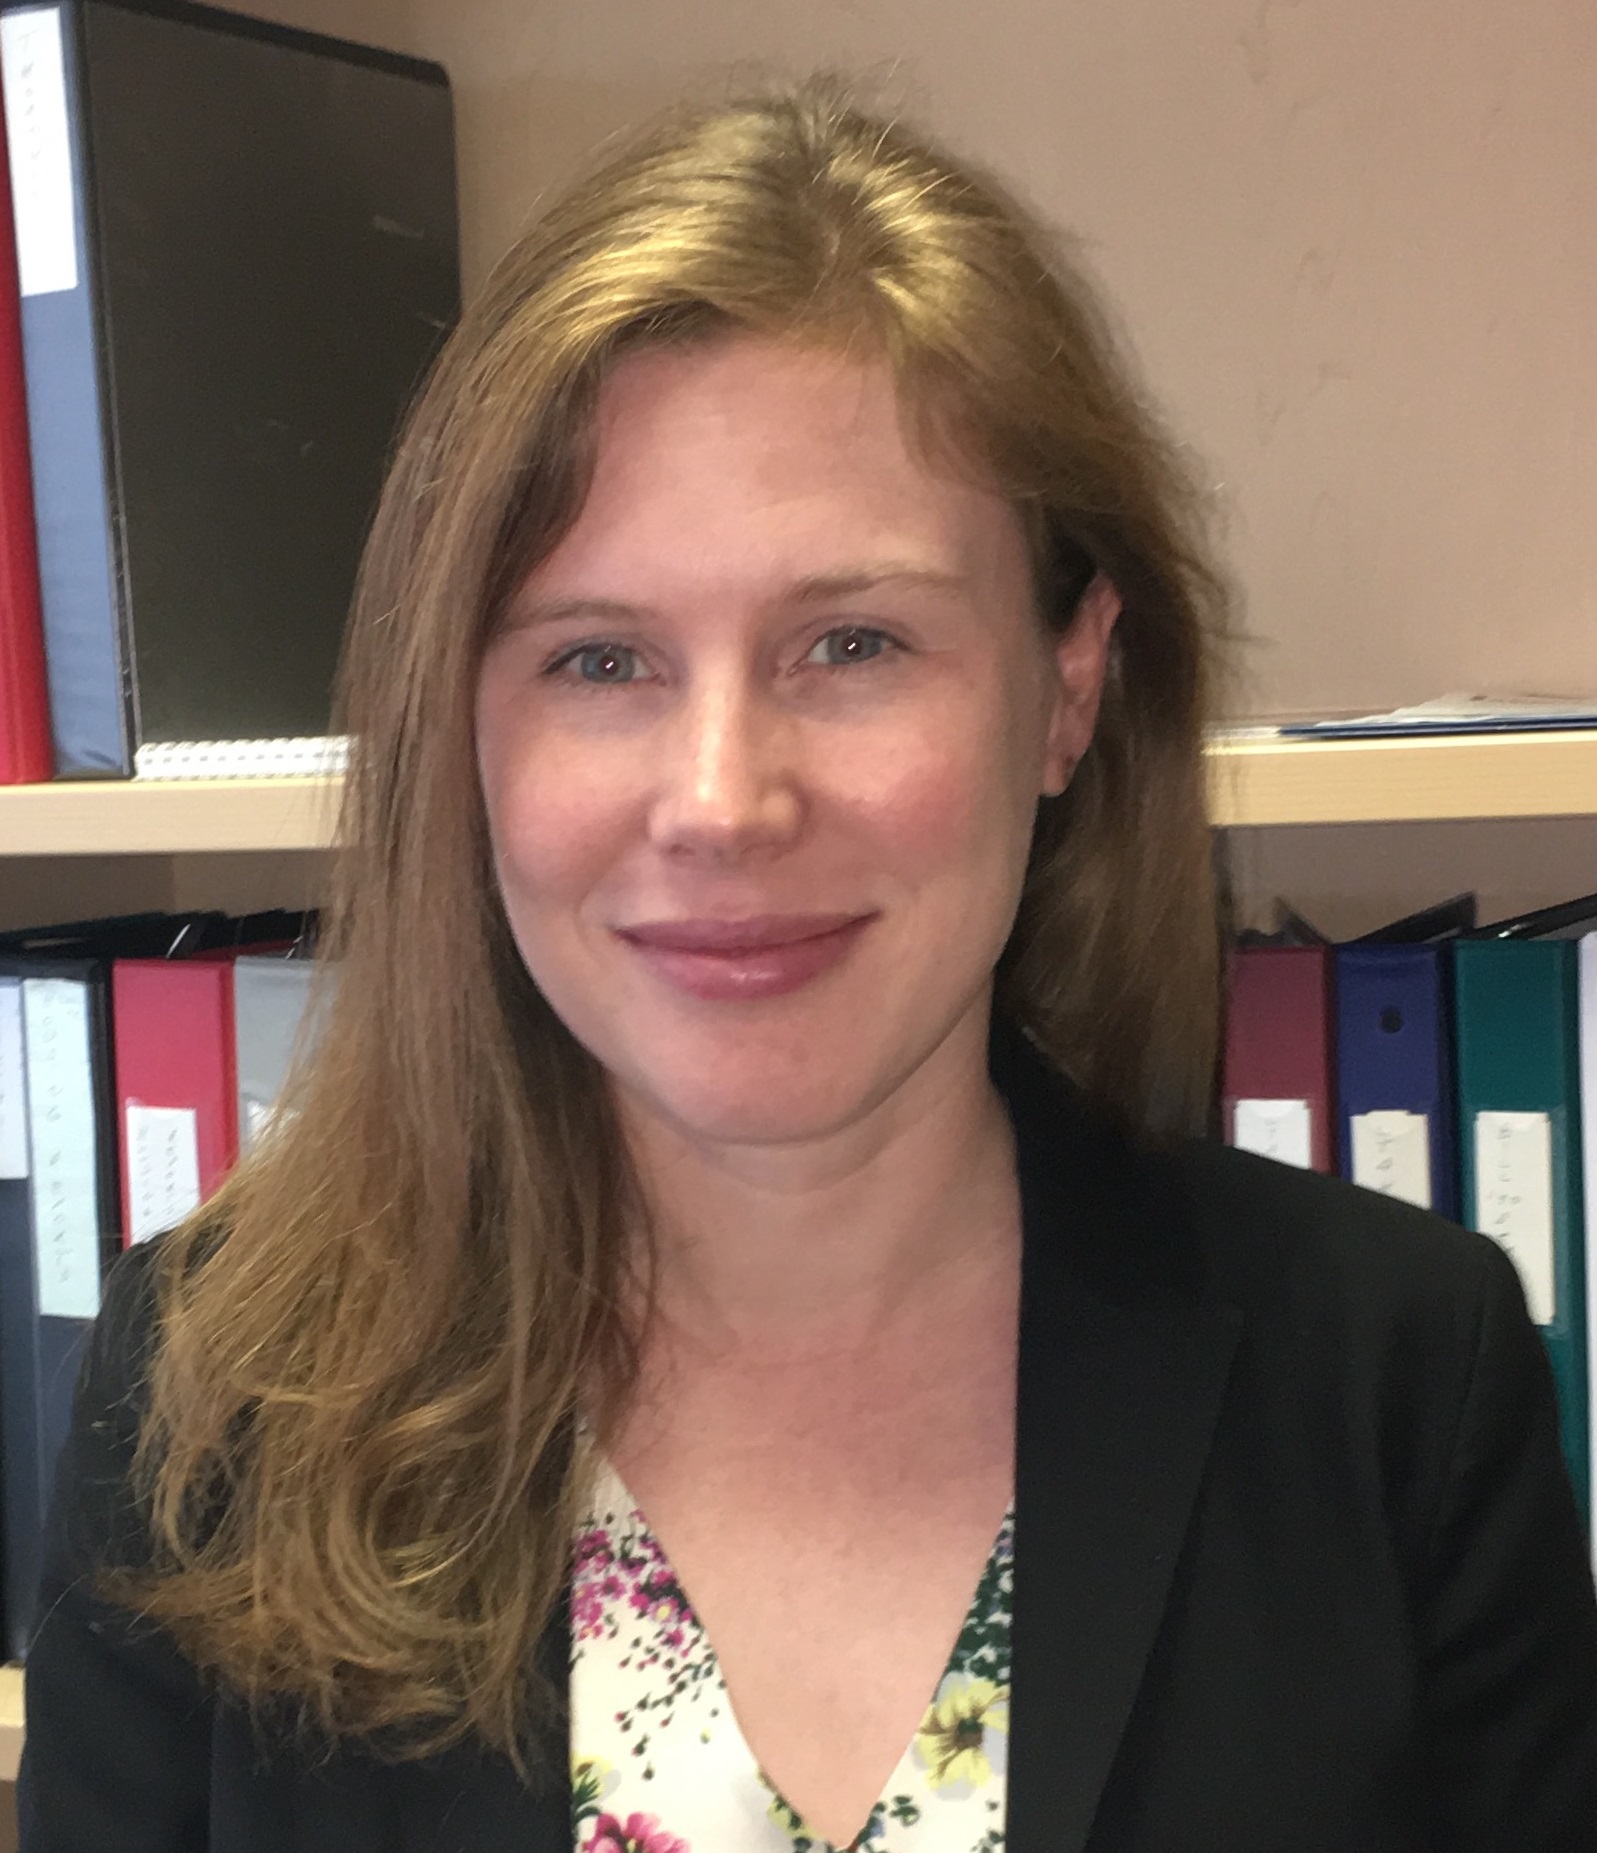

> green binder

[{"left": 1453, "top": 940, "right": 1589, "bottom": 1521}]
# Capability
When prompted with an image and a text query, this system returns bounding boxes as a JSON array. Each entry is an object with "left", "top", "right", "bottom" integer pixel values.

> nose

[{"left": 647, "top": 670, "right": 802, "bottom": 861}]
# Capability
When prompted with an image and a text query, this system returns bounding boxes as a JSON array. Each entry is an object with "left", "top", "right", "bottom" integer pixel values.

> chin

[
  {"left": 610, "top": 1035, "right": 888, "bottom": 1148},
  {"left": 589, "top": 986, "right": 986, "bottom": 1153}
]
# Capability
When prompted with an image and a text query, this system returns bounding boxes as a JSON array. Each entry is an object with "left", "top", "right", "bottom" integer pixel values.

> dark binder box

[{"left": 0, "top": 0, "right": 458, "bottom": 776}]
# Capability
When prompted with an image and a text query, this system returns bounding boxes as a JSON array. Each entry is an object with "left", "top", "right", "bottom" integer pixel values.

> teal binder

[{"left": 1453, "top": 940, "right": 1589, "bottom": 1520}]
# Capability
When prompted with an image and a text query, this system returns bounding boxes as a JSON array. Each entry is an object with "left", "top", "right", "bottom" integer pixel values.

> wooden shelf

[
  {"left": 0, "top": 1664, "right": 20, "bottom": 1783},
  {"left": 1208, "top": 727, "right": 1597, "bottom": 826},
  {"left": 0, "top": 776, "right": 340, "bottom": 855},
  {"left": 1, "top": 729, "right": 1596, "bottom": 853}
]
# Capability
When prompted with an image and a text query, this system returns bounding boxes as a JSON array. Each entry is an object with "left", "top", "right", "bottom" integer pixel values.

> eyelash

[{"left": 540, "top": 626, "right": 905, "bottom": 686}]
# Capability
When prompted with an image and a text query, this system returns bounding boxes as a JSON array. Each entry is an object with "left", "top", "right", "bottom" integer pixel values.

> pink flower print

[
  {"left": 585, "top": 1810, "right": 691, "bottom": 1853},
  {"left": 570, "top": 1581, "right": 607, "bottom": 1641}
]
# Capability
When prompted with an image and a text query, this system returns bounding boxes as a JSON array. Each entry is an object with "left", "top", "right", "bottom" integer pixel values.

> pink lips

[{"left": 615, "top": 912, "right": 874, "bottom": 1001}]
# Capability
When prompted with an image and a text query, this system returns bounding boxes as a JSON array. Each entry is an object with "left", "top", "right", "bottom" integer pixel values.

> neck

[{"left": 613, "top": 1009, "right": 1020, "bottom": 1366}]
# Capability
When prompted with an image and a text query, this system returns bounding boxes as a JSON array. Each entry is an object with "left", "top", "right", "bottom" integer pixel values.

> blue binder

[
  {"left": 0, "top": 958, "right": 114, "bottom": 1658},
  {"left": 1335, "top": 945, "right": 1457, "bottom": 1221}
]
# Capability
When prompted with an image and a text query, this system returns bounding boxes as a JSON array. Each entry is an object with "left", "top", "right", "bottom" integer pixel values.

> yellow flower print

[
  {"left": 912, "top": 1673, "right": 1010, "bottom": 1796},
  {"left": 571, "top": 1752, "right": 620, "bottom": 1819}
]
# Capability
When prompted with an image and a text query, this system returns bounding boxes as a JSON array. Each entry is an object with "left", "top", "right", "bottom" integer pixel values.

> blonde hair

[{"left": 119, "top": 75, "right": 1230, "bottom": 1769}]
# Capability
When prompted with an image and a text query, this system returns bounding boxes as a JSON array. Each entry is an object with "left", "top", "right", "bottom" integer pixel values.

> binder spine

[
  {"left": 0, "top": 2, "right": 131, "bottom": 777},
  {"left": 1223, "top": 945, "right": 1336, "bottom": 1174},
  {"left": 1334, "top": 946, "right": 1457, "bottom": 1221},
  {"left": 0, "top": 974, "right": 41, "bottom": 1657},
  {"left": 1581, "top": 935, "right": 1597, "bottom": 1564},
  {"left": 0, "top": 966, "right": 102, "bottom": 1659},
  {"left": 113, "top": 957, "right": 237, "bottom": 1246},
  {"left": 0, "top": 45, "right": 51, "bottom": 784},
  {"left": 1455, "top": 940, "right": 1590, "bottom": 1522}
]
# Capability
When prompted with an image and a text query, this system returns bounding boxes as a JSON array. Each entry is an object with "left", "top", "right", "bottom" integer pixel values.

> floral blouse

[{"left": 569, "top": 1453, "right": 1013, "bottom": 1853}]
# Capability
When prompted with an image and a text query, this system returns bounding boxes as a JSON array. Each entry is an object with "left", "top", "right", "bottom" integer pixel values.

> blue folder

[{"left": 1335, "top": 945, "right": 1457, "bottom": 1222}]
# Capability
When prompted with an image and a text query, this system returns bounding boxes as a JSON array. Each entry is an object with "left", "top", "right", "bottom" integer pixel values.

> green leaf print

[
  {"left": 766, "top": 1790, "right": 820, "bottom": 1852},
  {"left": 947, "top": 1511, "right": 1013, "bottom": 1688},
  {"left": 570, "top": 1755, "right": 614, "bottom": 1826}
]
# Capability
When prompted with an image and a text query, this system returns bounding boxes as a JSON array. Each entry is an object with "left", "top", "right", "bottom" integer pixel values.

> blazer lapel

[{"left": 994, "top": 1025, "right": 1241, "bottom": 1853}]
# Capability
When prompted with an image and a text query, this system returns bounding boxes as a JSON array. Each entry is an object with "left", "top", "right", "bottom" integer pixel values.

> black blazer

[{"left": 18, "top": 1025, "right": 1597, "bottom": 1851}]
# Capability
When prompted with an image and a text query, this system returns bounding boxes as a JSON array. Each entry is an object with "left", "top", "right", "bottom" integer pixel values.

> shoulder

[
  {"left": 1149, "top": 1133, "right": 1562, "bottom": 1563},
  {"left": 1147, "top": 1130, "right": 1532, "bottom": 1462},
  {"left": 1008, "top": 1034, "right": 1545, "bottom": 1534},
  {"left": 1163, "top": 1131, "right": 1518, "bottom": 1346},
  {"left": 995, "top": 1015, "right": 1512, "bottom": 1349},
  {"left": 1000, "top": 1012, "right": 1518, "bottom": 1362}
]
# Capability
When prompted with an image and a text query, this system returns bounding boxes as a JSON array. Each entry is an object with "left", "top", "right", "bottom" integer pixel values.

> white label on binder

[
  {"left": 1233, "top": 1098, "right": 1314, "bottom": 1170},
  {"left": 126, "top": 1103, "right": 200, "bottom": 1243},
  {"left": 22, "top": 978, "right": 100, "bottom": 1319},
  {"left": 1474, "top": 1110, "right": 1556, "bottom": 1325},
  {"left": 0, "top": 983, "right": 27, "bottom": 1180},
  {"left": 0, "top": 8, "right": 77, "bottom": 298},
  {"left": 1351, "top": 1110, "right": 1432, "bottom": 1209}
]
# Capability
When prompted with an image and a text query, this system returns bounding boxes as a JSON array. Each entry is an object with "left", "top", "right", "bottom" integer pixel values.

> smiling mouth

[
  {"left": 616, "top": 912, "right": 873, "bottom": 953},
  {"left": 612, "top": 913, "right": 875, "bottom": 1001}
]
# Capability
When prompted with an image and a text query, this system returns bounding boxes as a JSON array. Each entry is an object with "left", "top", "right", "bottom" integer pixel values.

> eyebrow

[{"left": 505, "top": 565, "right": 972, "bottom": 632}]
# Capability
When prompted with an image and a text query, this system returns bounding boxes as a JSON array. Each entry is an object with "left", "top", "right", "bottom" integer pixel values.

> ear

[{"left": 1041, "top": 573, "right": 1122, "bottom": 796}]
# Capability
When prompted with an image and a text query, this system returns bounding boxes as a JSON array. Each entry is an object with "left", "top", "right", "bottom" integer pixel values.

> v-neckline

[{"left": 570, "top": 1444, "right": 1015, "bottom": 1852}]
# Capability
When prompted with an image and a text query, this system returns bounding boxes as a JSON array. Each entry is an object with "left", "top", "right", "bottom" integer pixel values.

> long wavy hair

[{"left": 119, "top": 75, "right": 1231, "bottom": 1771}]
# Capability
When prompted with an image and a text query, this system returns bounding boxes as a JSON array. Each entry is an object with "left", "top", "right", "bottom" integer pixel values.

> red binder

[
  {"left": 0, "top": 76, "right": 52, "bottom": 786},
  {"left": 1222, "top": 945, "right": 1336, "bottom": 1173},
  {"left": 111, "top": 960, "right": 238, "bottom": 1245}
]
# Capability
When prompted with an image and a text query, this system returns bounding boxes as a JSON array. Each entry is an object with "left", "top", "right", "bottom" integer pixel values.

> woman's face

[{"left": 475, "top": 333, "right": 1117, "bottom": 1147}]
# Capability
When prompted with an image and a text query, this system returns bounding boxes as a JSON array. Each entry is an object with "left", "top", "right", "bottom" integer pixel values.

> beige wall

[{"left": 242, "top": 0, "right": 1597, "bottom": 724}]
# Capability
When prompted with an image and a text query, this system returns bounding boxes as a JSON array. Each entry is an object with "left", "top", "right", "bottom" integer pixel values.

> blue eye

[
  {"left": 806, "top": 626, "right": 896, "bottom": 667},
  {"left": 549, "top": 642, "right": 646, "bottom": 684}
]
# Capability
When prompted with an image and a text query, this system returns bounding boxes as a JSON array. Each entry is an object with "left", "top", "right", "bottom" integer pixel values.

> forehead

[{"left": 517, "top": 333, "right": 1024, "bottom": 602}]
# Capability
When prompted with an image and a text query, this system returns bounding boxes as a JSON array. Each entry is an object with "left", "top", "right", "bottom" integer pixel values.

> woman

[{"left": 18, "top": 78, "right": 1597, "bottom": 1853}]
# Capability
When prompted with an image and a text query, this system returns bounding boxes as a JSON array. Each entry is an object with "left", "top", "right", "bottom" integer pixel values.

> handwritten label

[
  {"left": 1351, "top": 1109, "right": 1432, "bottom": 1209},
  {"left": 0, "top": 982, "right": 26, "bottom": 1180},
  {"left": 1233, "top": 1098, "right": 1314, "bottom": 1170},
  {"left": 125, "top": 1104, "right": 200, "bottom": 1243},
  {"left": 22, "top": 978, "right": 100, "bottom": 1319},
  {"left": 0, "top": 8, "right": 78, "bottom": 297},
  {"left": 1473, "top": 1111, "right": 1555, "bottom": 1325}
]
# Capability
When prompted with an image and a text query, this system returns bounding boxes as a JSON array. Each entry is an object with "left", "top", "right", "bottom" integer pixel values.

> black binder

[
  {"left": 0, "top": 956, "right": 116, "bottom": 1659},
  {"left": 0, "top": 0, "right": 458, "bottom": 776}
]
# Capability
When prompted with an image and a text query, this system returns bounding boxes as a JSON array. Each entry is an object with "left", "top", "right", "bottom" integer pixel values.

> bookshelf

[{"left": 2, "top": 727, "right": 1597, "bottom": 856}]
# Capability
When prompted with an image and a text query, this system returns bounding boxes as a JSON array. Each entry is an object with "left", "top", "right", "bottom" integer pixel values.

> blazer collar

[{"left": 995, "top": 1017, "right": 1242, "bottom": 1853}]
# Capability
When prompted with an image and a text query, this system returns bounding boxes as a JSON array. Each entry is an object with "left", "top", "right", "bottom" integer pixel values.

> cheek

[
  {"left": 849, "top": 705, "right": 1036, "bottom": 900},
  {"left": 475, "top": 691, "right": 636, "bottom": 922}
]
